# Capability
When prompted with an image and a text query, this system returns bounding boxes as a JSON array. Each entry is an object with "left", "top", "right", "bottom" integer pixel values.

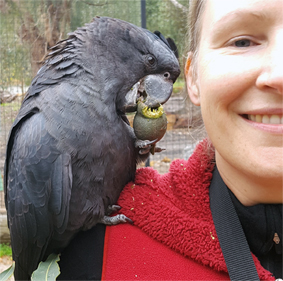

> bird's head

[
  {"left": 37, "top": 17, "right": 180, "bottom": 117},
  {"left": 77, "top": 17, "right": 180, "bottom": 114}
]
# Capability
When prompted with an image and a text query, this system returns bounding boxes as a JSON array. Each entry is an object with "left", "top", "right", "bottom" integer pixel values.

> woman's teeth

[{"left": 248, "top": 114, "right": 283, "bottom": 124}]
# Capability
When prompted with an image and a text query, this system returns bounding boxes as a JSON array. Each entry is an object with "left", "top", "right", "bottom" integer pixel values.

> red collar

[{"left": 118, "top": 140, "right": 275, "bottom": 281}]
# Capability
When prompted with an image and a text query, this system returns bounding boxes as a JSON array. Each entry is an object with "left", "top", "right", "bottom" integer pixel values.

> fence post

[
  {"left": 141, "top": 0, "right": 146, "bottom": 28},
  {"left": 141, "top": 0, "right": 150, "bottom": 167}
]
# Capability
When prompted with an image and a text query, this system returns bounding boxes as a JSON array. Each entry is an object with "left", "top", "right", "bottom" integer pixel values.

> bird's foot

[
  {"left": 135, "top": 139, "right": 157, "bottom": 155},
  {"left": 100, "top": 214, "right": 133, "bottom": 225},
  {"left": 106, "top": 204, "right": 121, "bottom": 215},
  {"left": 150, "top": 145, "right": 165, "bottom": 155}
]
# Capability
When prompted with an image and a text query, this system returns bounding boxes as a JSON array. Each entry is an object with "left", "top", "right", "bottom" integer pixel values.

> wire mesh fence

[{"left": 0, "top": 0, "right": 201, "bottom": 211}]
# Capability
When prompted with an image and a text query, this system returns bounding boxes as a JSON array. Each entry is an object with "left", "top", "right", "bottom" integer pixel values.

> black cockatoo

[{"left": 4, "top": 16, "right": 180, "bottom": 280}]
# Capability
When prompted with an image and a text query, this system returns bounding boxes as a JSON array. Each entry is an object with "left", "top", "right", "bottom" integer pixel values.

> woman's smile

[
  {"left": 241, "top": 113, "right": 283, "bottom": 134},
  {"left": 247, "top": 114, "right": 283, "bottom": 124}
]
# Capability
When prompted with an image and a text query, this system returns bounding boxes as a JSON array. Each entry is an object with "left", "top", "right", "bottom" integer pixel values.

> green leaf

[
  {"left": 31, "top": 253, "right": 61, "bottom": 281},
  {"left": 0, "top": 262, "right": 15, "bottom": 281}
]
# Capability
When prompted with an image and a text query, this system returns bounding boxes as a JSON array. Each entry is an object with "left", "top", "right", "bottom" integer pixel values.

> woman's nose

[{"left": 256, "top": 30, "right": 283, "bottom": 95}]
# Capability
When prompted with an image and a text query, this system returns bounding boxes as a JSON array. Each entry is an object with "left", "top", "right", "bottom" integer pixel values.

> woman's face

[{"left": 187, "top": 0, "right": 283, "bottom": 203}]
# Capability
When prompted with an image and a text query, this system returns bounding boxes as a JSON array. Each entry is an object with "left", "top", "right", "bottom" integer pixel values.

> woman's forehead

[
  {"left": 202, "top": 0, "right": 280, "bottom": 25},
  {"left": 198, "top": 0, "right": 282, "bottom": 40}
]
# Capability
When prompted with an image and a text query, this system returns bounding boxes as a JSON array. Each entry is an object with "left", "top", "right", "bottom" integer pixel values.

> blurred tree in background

[
  {"left": 0, "top": 0, "right": 71, "bottom": 82},
  {"left": 0, "top": 0, "right": 188, "bottom": 91}
]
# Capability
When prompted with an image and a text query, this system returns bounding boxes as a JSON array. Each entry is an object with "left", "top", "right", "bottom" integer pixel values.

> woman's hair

[
  {"left": 187, "top": 0, "right": 206, "bottom": 67},
  {"left": 186, "top": 0, "right": 210, "bottom": 149},
  {"left": 188, "top": 0, "right": 206, "bottom": 50}
]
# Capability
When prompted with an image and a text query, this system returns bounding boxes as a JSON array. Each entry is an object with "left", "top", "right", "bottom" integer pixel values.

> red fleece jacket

[{"left": 102, "top": 140, "right": 275, "bottom": 280}]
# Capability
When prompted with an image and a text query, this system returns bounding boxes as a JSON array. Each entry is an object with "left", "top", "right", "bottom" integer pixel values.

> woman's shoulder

[
  {"left": 119, "top": 139, "right": 215, "bottom": 220},
  {"left": 102, "top": 223, "right": 229, "bottom": 280}
]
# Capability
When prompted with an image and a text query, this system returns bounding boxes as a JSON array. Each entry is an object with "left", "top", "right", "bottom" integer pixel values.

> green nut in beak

[
  {"left": 133, "top": 101, "right": 167, "bottom": 143},
  {"left": 141, "top": 104, "right": 165, "bottom": 119}
]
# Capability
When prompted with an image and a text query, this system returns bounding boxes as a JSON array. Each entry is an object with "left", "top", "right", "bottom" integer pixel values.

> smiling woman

[
  {"left": 56, "top": 1, "right": 282, "bottom": 280},
  {"left": 186, "top": 0, "right": 283, "bottom": 206}
]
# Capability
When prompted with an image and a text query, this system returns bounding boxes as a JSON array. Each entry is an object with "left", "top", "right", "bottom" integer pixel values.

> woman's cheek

[{"left": 198, "top": 53, "right": 259, "bottom": 106}]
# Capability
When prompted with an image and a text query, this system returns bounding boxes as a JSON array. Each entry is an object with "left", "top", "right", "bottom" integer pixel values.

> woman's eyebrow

[
  {"left": 209, "top": 9, "right": 268, "bottom": 40},
  {"left": 212, "top": 9, "right": 268, "bottom": 29}
]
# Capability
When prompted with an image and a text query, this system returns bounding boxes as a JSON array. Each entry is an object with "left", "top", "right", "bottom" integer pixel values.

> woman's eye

[{"left": 234, "top": 39, "right": 251, "bottom": 47}]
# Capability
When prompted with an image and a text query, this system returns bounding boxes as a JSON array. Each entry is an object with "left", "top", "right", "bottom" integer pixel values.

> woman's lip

[
  {"left": 241, "top": 115, "right": 283, "bottom": 134},
  {"left": 243, "top": 108, "right": 283, "bottom": 115}
]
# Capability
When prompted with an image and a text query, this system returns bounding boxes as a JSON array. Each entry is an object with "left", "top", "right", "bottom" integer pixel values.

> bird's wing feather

[{"left": 5, "top": 108, "right": 72, "bottom": 278}]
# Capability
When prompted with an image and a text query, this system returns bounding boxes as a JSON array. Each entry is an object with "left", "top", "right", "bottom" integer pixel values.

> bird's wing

[{"left": 4, "top": 106, "right": 72, "bottom": 279}]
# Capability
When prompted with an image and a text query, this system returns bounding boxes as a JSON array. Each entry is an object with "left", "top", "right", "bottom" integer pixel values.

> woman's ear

[{"left": 185, "top": 53, "right": 200, "bottom": 106}]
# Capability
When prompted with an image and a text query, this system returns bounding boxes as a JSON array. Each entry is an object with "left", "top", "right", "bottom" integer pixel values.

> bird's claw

[
  {"left": 135, "top": 139, "right": 165, "bottom": 155},
  {"left": 100, "top": 214, "right": 133, "bottom": 225},
  {"left": 135, "top": 139, "right": 157, "bottom": 149},
  {"left": 102, "top": 205, "right": 133, "bottom": 225},
  {"left": 106, "top": 204, "right": 121, "bottom": 215},
  {"left": 154, "top": 147, "right": 165, "bottom": 153},
  {"left": 135, "top": 139, "right": 158, "bottom": 155},
  {"left": 150, "top": 146, "right": 165, "bottom": 155}
]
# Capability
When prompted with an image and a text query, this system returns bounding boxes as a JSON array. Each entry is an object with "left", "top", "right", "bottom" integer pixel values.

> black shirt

[{"left": 229, "top": 189, "right": 282, "bottom": 279}]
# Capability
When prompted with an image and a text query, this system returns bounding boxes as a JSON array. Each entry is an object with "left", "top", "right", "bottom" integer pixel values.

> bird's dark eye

[{"left": 147, "top": 55, "right": 156, "bottom": 65}]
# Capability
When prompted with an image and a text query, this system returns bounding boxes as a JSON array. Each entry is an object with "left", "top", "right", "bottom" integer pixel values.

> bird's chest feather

[
  {"left": 40, "top": 93, "right": 134, "bottom": 156},
  {"left": 54, "top": 109, "right": 136, "bottom": 214},
  {"left": 36, "top": 89, "right": 138, "bottom": 215},
  {"left": 66, "top": 120, "right": 137, "bottom": 230}
]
